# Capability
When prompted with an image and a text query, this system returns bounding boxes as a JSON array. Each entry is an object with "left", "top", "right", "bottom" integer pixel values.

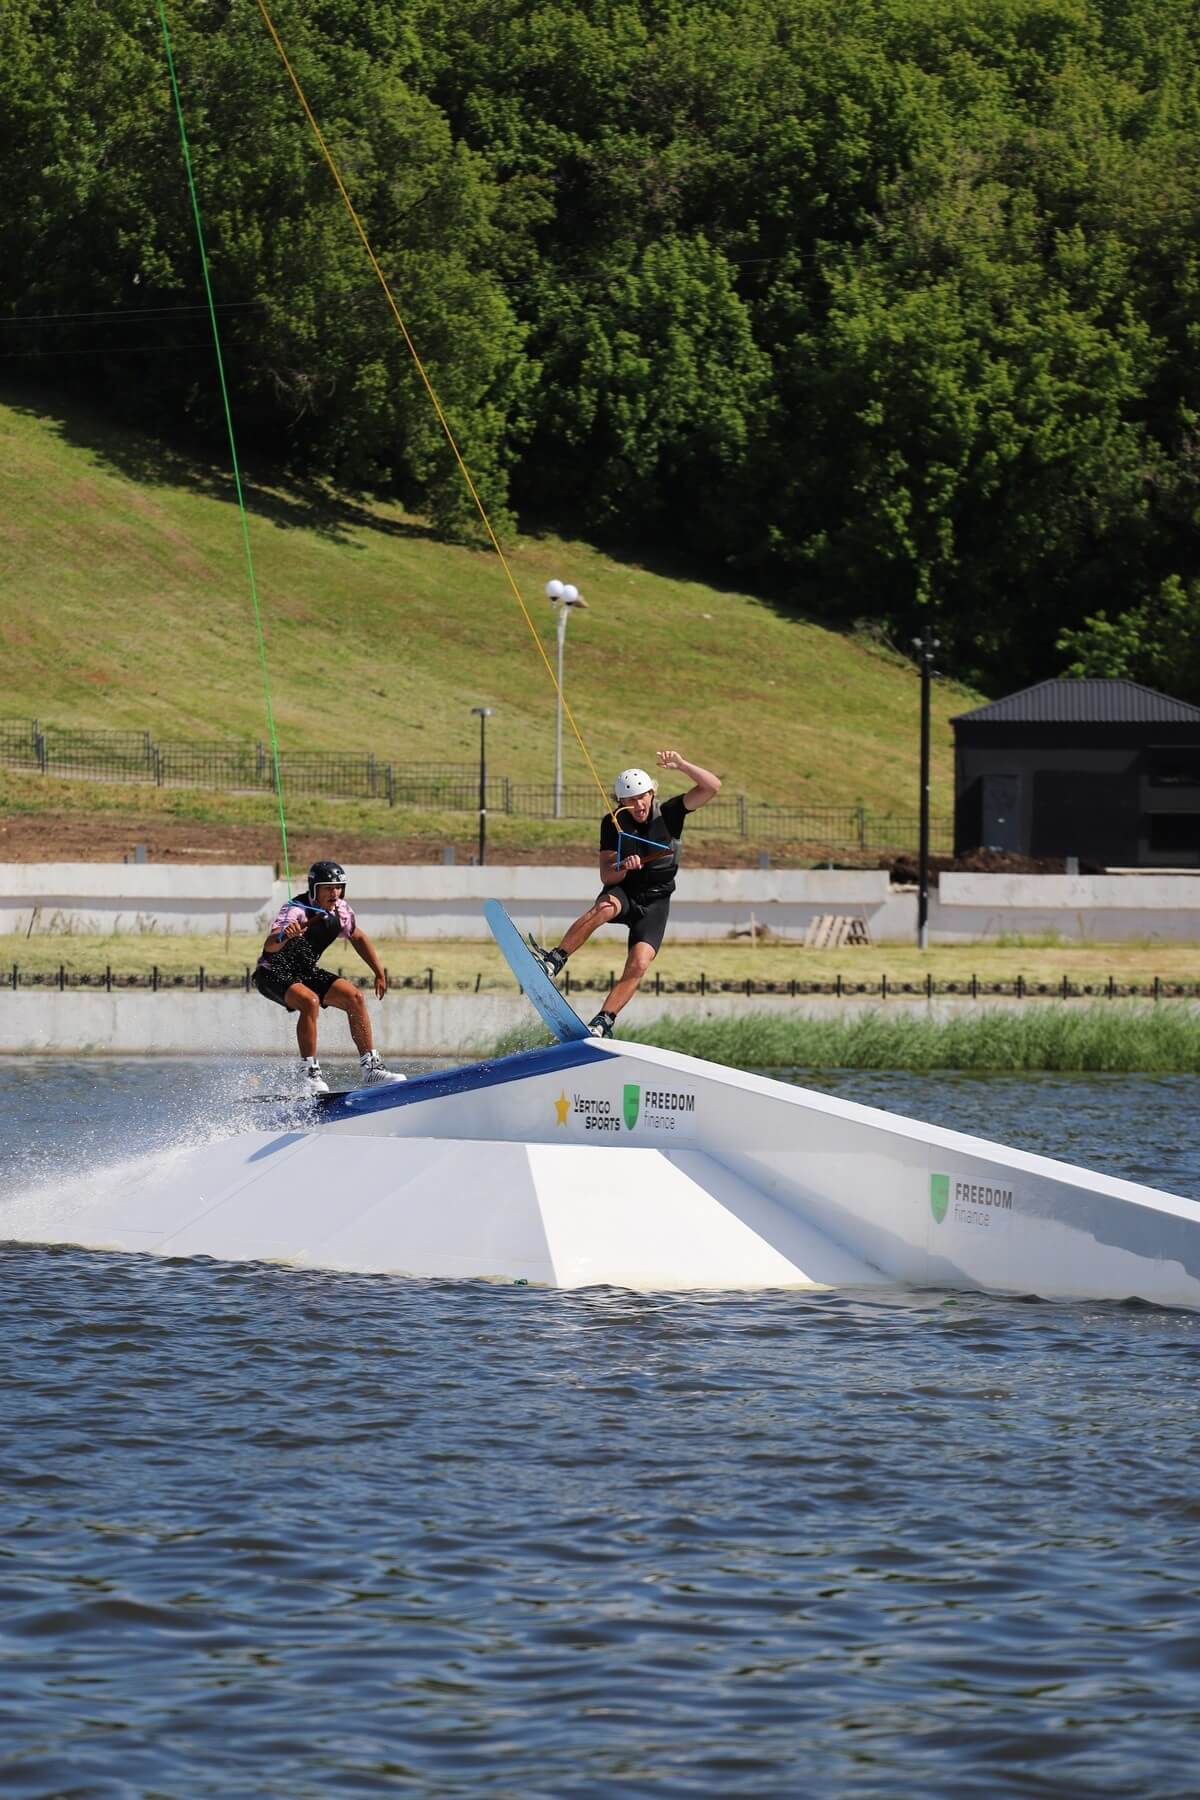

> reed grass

[{"left": 619, "top": 1006, "right": 1200, "bottom": 1073}]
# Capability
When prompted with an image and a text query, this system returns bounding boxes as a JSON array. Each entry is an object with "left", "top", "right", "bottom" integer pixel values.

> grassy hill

[{"left": 0, "top": 391, "right": 979, "bottom": 841}]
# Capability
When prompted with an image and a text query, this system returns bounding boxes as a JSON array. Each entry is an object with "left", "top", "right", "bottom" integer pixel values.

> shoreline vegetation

[
  {"left": 4, "top": 924, "right": 1197, "bottom": 1068},
  {"left": 6, "top": 935, "right": 1198, "bottom": 1069},
  {"left": 5, "top": 933, "right": 1200, "bottom": 989},
  {"left": 493, "top": 1006, "right": 1200, "bottom": 1074},
  {"left": 626, "top": 1008, "right": 1200, "bottom": 1074}
]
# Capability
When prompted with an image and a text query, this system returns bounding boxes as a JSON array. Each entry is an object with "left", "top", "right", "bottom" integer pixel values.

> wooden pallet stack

[{"left": 803, "top": 914, "right": 872, "bottom": 949}]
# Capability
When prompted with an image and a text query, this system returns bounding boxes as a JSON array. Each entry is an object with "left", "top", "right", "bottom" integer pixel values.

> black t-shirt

[
  {"left": 599, "top": 793, "right": 688, "bottom": 900},
  {"left": 257, "top": 893, "right": 352, "bottom": 983}
]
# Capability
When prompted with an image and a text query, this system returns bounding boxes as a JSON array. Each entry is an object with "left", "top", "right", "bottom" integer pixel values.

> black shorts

[
  {"left": 597, "top": 885, "right": 673, "bottom": 955},
  {"left": 253, "top": 964, "right": 341, "bottom": 1009}
]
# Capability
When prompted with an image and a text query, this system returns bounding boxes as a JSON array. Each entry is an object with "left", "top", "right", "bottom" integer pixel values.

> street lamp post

[
  {"left": 470, "top": 706, "right": 495, "bottom": 866},
  {"left": 913, "top": 628, "right": 940, "bottom": 950},
  {"left": 544, "top": 579, "right": 588, "bottom": 819}
]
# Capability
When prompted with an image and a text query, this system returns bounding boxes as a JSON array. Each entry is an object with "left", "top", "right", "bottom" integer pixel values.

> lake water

[{"left": 2, "top": 1060, "right": 1200, "bottom": 1796}]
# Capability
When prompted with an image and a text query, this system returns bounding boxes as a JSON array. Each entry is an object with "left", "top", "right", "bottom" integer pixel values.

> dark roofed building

[{"left": 952, "top": 679, "right": 1200, "bottom": 868}]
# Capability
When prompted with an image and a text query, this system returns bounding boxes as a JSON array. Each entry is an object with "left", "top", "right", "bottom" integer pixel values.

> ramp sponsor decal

[
  {"left": 639, "top": 1086, "right": 697, "bottom": 1138},
  {"left": 553, "top": 1083, "right": 698, "bottom": 1140},
  {"left": 931, "top": 1171, "right": 1014, "bottom": 1230},
  {"left": 930, "top": 1173, "right": 949, "bottom": 1224},
  {"left": 571, "top": 1094, "right": 622, "bottom": 1134}
]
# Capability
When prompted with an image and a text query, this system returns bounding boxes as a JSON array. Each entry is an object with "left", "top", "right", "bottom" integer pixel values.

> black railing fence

[
  {"left": 10, "top": 722, "right": 158, "bottom": 781},
  {"left": 5, "top": 963, "right": 1194, "bottom": 1002},
  {"left": 1, "top": 717, "right": 953, "bottom": 851}
]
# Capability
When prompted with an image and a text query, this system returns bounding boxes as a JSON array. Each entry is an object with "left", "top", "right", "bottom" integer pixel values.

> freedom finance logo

[
  {"left": 623, "top": 1084, "right": 641, "bottom": 1130},
  {"left": 930, "top": 1173, "right": 950, "bottom": 1225}
]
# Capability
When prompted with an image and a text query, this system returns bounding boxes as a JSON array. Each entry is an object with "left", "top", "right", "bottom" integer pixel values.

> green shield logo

[
  {"left": 930, "top": 1173, "right": 950, "bottom": 1224},
  {"left": 623, "top": 1084, "right": 640, "bottom": 1130}
]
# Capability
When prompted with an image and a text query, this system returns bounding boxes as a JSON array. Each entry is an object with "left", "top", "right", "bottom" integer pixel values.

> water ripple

[{"left": 3, "top": 1063, "right": 1200, "bottom": 1794}]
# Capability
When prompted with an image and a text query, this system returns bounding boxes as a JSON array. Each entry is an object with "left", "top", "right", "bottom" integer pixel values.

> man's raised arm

[{"left": 656, "top": 749, "right": 722, "bottom": 811}]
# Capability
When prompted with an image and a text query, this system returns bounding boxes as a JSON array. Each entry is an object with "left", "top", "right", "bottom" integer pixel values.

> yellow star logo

[{"left": 554, "top": 1090, "right": 570, "bottom": 1126}]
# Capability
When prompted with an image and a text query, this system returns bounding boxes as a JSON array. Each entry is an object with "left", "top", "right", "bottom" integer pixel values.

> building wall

[{"left": 954, "top": 722, "right": 1200, "bottom": 866}]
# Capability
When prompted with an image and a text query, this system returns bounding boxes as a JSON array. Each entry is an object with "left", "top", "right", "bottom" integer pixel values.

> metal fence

[
  {"left": 5, "top": 963, "right": 1196, "bottom": 1001},
  {"left": 152, "top": 744, "right": 486, "bottom": 807},
  {"left": 1, "top": 718, "right": 953, "bottom": 852},
  {"left": 3, "top": 721, "right": 158, "bottom": 782},
  {"left": 0, "top": 718, "right": 42, "bottom": 769}
]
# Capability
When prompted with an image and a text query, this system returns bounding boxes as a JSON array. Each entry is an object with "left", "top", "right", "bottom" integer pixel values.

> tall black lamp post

[
  {"left": 912, "top": 629, "right": 940, "bottom": 949},
  {"left": 471, "top": 706, "right": 495, "bottom": 866}
]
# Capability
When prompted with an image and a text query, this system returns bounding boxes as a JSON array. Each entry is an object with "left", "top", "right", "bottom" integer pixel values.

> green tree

[
  {"left": 0, "top": 0, "right": 532, "bottom": 529},
  {"left": 518, "top": 234, "right": 772, "bottom": 542},
  {"left": 1058, "top": 573, "right": 1200, "bottom": 700},
  {"left": 4, "top": 0, "right": 1200, "bottom": 685}
]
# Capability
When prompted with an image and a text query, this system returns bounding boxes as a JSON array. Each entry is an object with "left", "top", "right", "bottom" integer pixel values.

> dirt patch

[
  {"left": 4, "top": 810, "right": 1076, "bottom": 875},
  {"left": 62, "top": 479, "right": 107, "bottom": 510},
  {"left": 887, "top": 849, "right": 1105, "bottom": 885},
  {"left": 0, "top": 810, "right": 815, "bottom": 869}
]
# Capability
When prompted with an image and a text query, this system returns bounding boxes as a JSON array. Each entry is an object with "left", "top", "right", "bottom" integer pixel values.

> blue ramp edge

[
  {"left": 314, "top": 1040, "right": 608, "bottom": 1125},
  {"left": 483, "top": 898, "right": 592, "bottom": 1042}
]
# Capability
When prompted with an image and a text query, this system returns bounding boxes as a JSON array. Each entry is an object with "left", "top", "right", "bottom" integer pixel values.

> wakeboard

[
  {"left": 484, "top": 898, "right": 592, "bottom": 1043},
  {"left": 243, "top": 1088, "right": 348, "bottom": 1110}
]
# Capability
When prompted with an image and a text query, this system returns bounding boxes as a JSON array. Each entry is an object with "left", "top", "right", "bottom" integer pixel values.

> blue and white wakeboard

[{"left": 484, "top": 898, "right": 592, "bottom": 1043}]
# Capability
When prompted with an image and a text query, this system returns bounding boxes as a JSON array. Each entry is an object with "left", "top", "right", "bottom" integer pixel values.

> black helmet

[{"left": 307, "top": 860, "right": 347, "bottom": 902}]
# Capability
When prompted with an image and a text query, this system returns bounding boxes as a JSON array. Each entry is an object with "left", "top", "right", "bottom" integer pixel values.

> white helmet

[{"left": 614, "top": 767, "right": 655, "bottom": 800}]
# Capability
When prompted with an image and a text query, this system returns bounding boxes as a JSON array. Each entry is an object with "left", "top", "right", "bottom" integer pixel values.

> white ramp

[
  {"left": 6, "top": 1128, "right": 881, "bottom": 1291},
  {"left": 8, "top": 1037, "right": 1200, "bottom": 1304}
]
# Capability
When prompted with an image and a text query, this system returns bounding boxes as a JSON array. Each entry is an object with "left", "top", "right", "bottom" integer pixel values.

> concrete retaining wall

[
  {"left": 2, "top": 865, "right": 1198, "bottom": 944},
  {"left": 0, "top": 864, "right": 277, "bottom": 937},
  {"left": 0, "top": 990, "right": 1186, "bottom": 1058},
  {"left": 1, "top": 864, "right": 906, "bottom": 942},
  {"left": 933, "top": 873, "right": 1200, "bottom": 943}
]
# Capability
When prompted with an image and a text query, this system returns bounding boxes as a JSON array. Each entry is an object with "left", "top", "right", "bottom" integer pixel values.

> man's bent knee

[{"left": 326, "top": 980, "right": 364, "bottom": 1013}]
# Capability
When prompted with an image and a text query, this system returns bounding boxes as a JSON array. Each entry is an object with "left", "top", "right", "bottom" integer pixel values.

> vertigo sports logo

[{"left": 930, "top": 1173, "right": 950, "bottom": 1225}]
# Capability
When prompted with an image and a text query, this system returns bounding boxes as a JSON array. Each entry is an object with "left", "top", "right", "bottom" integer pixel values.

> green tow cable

[{"left": 157, "top": 0, "right": 291, "bottom": 889}]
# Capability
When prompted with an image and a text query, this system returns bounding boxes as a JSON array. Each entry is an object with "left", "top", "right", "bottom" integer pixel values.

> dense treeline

[{"left": 2, "top": 0, "right": 1198, "bottom": 696}]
